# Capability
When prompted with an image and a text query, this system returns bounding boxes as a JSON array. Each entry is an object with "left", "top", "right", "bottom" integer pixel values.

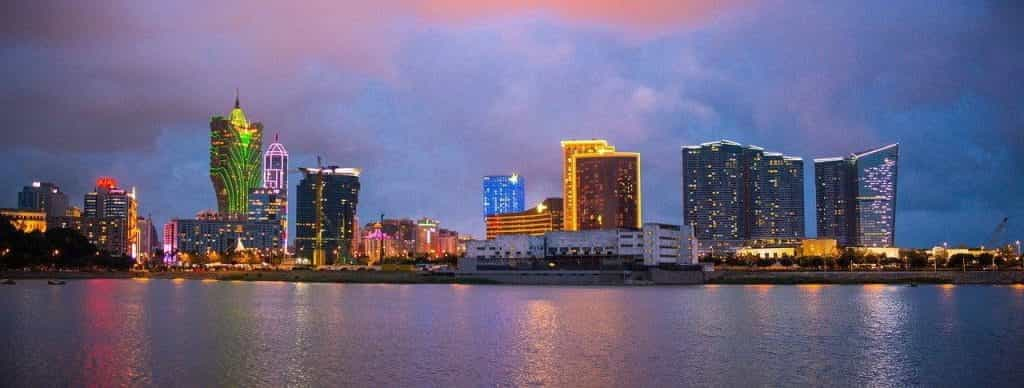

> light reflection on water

[{"left": 1, "top": 280, "right": 1023, "bottom": 387}]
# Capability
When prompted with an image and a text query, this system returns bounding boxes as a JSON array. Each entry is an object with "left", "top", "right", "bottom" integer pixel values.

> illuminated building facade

[
  {"left": 262, "top": 134, "right": 289, "bottom": 247},
  {"left": 80, "top": 177, "right": 139, "bottom": 257},
  {"left": 574, "top": 152, "right": 641, "bottom": 230},
  {"left": 815, "top": 144, "right": 899, "bottom": 247},
  {"left": 248, "top": 188, "right": 286, "bottom": 249},
  {"left": 363, "top": 218, "right": 416, "bottom": 256},
  {"left": 163, "top": 221, "right": 178, "bottom": 253},
  {"left": 0, "top": 209, "right": 47, "bottom": 233},
  {"left": 415, "top": 218, "right": 439, "bottom": 257},
  {"left": 482, "top": 174, "right": 526, "bottom": 216},
  {"left": 362, "top": 223, "right": 406, "bottom": 263},
  {"left": 170, "top": 217, "right": 283, "bottom": 255},
  {"left": 295, "top": 167, "right": 360, "bottom": 266},
  {"left": 751, "top": 153, "right": 805, "bottom": 239},
  {"left": 210, "top": 92, "right": 263, "bottom": 216},
  {"left": 485, "top": 198, "right": 564, "bottom": 239},
  {"left": 561, "top": 139, "right": 616, "bottom": 231},
  {"left": 18, "top": 181, "right": 69, "bottom": 217},
  {"left": 682, "top": 140, "right": 804, "bottom": 253}
]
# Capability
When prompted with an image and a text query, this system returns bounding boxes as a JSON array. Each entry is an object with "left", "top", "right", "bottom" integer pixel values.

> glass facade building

[
  {"left": 561, "top": 139, "right": 616, "bottom": 231},
  {"left": 574, "top": 152, "right": 641, "bottom": 230},
  {"left": 814, "top": 144, "right": 899, "bottom": 247},
  {"left": 210, "top": 92, "right": 263, "bottom": 216},
  {"left": 482, "top": 174, "right": 526, "bottom": 217},
  {"left": 18, "top": 181, "right": 69, "bottom": 217},
  {"left": 681, "top": 140, "right": 804, "bottom": 252},
  {"left": 295, "top": 167, "right": 360, "bottom": 266}
]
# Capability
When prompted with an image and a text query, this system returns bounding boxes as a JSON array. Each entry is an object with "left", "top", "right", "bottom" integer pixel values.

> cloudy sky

[{"left": 2, "top": 0, "right": 1021, "bottom": 248}]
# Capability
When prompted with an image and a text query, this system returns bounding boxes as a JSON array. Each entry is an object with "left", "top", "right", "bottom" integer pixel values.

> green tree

[{"left": 905, "top": 251, "right": 929, "bottom": 268}]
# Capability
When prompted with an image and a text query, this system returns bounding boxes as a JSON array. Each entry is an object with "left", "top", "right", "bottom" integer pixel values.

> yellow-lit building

[
  {"left": 561, "top": 140, "right": 615, "bottom": 231},
  {"left": 486, "top": 198, "right": 563, "bottom": 239},
  {"left": 801, "top": 239, "right": 840, "bottom": 257},
  {"left": 737, "top": 238, "right": 840, "bottom": 259},
  {"left": 0, "top": 209, "right": 47, "bottom": 233}
]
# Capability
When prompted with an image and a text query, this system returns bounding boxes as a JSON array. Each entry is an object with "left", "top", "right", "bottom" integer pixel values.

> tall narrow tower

[
  {"left": 210, "top": 91, "right": 263, "bottom": 215},
  {"left": 262, "top": 133, "right": 289, "bottom": 247}
]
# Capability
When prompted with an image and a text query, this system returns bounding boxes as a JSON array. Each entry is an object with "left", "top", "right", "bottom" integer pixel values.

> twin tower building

[{"left": 682, "top": 140, "right": 899, "bottom": 252}]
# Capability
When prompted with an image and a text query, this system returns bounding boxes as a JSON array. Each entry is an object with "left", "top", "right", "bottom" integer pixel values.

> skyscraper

[
  {"left": 574, "top": 152, "right": 641, "bottom": 230},
  {"left": 815, "top": 144, "right": 899, "bottom": 247},
  {"left": 261, "top": 134, "right": 289, "bottom": 249},
  {"left": 682, "top": 140, "right": 804, "bottom": 252},
  {"left": 482, "top": 174, "right": 526, "bottom": 216},
  {"left": 561, "top": 139, "right": 616, "bottom": 231},
  {"left": 80, "top": 177, "right": 139, "bottom": 257},
  {"left": 18, "top": 181, "right": 69, "bottom": 217},
  {"left": 295, "top": 166, "right": 360, "bottom": 266},
  {"left": 210, "top": 91, "right": 263, "bottom": 216}
]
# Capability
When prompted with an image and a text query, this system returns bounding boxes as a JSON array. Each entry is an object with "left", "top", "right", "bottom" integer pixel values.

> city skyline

[{"left": 2, "top": 1, "right": 1022, "bottom": 248}]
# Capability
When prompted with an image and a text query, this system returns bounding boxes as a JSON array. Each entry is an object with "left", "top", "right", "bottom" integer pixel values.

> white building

[
  {"left": 466, "top": 234, "right": 545, "bottom": 259},
  {"left": 641, "top": 223, "right": 695, "bottom": 266},
  {"left": 464, "top": 224, "right": 694, "bottom": 267}
]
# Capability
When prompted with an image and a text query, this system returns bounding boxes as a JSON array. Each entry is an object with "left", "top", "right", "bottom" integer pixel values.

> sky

[{"left": 1, "top": 0, "right": 1022, "bottom": 248}]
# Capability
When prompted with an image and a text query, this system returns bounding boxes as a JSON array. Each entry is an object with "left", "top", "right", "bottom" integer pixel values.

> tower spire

[
  {"left": 234, "top": 88, "right": 240, "bottom": 109},
  {"left": 275, "top": 132, "right": 279, "bottom": 143}
]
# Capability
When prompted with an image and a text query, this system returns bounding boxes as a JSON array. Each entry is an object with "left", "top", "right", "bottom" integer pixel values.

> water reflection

[{"left": 2, "top": 280, "right": 1023, "bottom": 387}]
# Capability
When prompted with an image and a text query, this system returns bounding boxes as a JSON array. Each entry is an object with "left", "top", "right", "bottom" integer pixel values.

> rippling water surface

[{"left": 2, "top": 280, "right": 1023, "bottom": 387}]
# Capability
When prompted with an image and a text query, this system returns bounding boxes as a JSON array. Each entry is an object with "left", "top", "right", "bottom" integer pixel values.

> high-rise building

[
  {"left": 247, "top": 188, "right": 287, "bottom": 249},
  {"left": 295, "top": 166, "right": 360, "bottom": 266},
  {"left": 18, "top": 181, "right": 69, "bottom": 217},
  {"left": 485, "top": 198, "right": 564, "bottom": 239},
  {"left": 751, "top": 152, "right": 805, "bottom": 239},
  {"left": 681, "top": 140, "right": 804, "bottom": 252},
  {"left": 482, "top": 174, "right": 526, "bottom": 216},
  {"left": 561, "top": 139, "right": 616, "bottom": 231},
  {"left": 574, "top": 151, "right": 642, "bottom": 230},
  {"left": 163, "top": 221, "right": 178, "bottom": 254},
  {"left": 262, "top": 134, "right": 289, "bottom": 247},
  {"left": 78, "top": 177, "right": 139, "bottom": 257},
  {"left": 415, "top": 218, "right": 439, "bottom": 257},
  {"left": 210, "top": 92, "right": 263, "bottom": 216},
  {"left": 815, "top": 144, "right": 899, "bottom": 247}
]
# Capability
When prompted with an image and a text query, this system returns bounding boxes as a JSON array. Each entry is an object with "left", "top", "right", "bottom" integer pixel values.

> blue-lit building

[
  {"left": 814, "top": 143, "right": 899, "bottom": 247},
  {"left": 482, "top": 174, "right": 526, "bottom": 217}
]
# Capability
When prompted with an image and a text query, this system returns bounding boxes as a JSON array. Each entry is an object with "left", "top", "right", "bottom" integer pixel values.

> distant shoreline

[{"left": 3, "top": 269, "right": 1024, "bottom": 285}]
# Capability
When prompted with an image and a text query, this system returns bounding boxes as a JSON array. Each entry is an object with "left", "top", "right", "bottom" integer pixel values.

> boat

[
  {"left": 1, "top": 279, "right": 14, "bottom": 285},
  {"left": 48, "top": 280, "right": 66, "bottom": 285}
]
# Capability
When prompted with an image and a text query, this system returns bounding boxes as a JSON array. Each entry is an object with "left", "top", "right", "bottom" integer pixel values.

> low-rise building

[
  {"left": 485, "top": 198, "right": 563, "bottom": 239},
  {"left": 170, "top": 216, "right": 283, "bottom": 255},
  {"left": 0, "top": 209, "right": 47, "bottom": 233},
  {"left": 463, "top": 224, "right": 694, "bottom": 272}
]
